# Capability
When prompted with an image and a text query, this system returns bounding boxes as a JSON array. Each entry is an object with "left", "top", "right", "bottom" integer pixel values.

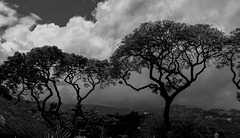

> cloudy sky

[{"left": 1, "top": 0, "right": 240, "bottom": 110}]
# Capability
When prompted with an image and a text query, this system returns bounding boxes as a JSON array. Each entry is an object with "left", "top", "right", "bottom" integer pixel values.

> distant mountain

[
  {"left": 167, "top": 105, "right": 240, "bottom": 138},
  {"left": 12, "top": 99, "right": 240, "bottom": 121},
  {"left": 61, "top": 103, "right": 137, "bottom": 115},
  {"left": 11, "top": 99, "right": 136, "bottom": 115}
]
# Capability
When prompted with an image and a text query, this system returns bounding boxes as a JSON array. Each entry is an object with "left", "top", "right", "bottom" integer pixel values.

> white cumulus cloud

[
  {"left": 1, "top": 0, "right": 240, "bottom": 62},
  {"left": 0, "top": 1, "right": 17, "bottom": 27}
]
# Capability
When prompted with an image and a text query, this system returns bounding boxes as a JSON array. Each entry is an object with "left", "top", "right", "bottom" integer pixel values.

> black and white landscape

[{"left": 1, "top": 0, "right": 240, "bottom": 137}]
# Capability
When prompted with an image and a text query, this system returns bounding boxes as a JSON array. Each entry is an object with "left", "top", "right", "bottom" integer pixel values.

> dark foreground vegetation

[
  {"left": 1, "top": 97, "right": 240, "bottom": 138},
  {"left": 0, "top": 19, "right": 240, "bottom": 137},
  {"left": 0, "top": 96, "right": 51, "bottom": 138}
]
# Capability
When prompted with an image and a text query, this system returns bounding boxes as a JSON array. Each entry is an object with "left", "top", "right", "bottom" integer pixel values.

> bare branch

[
  {"left": 82, "top": 74, "right": 101, "bottom": 100},
  {"left": 121, "top": 76, "right": 154, "bottom": 91}
]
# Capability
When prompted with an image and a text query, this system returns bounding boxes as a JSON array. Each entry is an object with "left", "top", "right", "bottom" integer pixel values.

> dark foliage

[
  {"left": 0, "top": 96, "right": 51, "bottom": 138},
  {"left": 106, "top": 112, "right": 144, "bottom": 138},
  {"left": 0, "top": 85, "right": 12, "bottom": 101}
]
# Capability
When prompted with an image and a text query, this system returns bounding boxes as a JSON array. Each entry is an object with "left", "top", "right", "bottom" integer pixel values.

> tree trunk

[
  {"left": 72, "top": 110, "right": 77, "bottom": 137},
  {"left": 162, "top": 99, "right": 173, "bottom": 138},
  {"left": 72, "top": 103, "right": 80, "bottom": 137},
  {"left": 76, "top": 103, "right": 87, "bottom": 122},
  {"left": 71, "top": 102, "right": 88, "bottom": 137},
  {"left": 164, "top": 100, "right": 171, "bottom": 130}
]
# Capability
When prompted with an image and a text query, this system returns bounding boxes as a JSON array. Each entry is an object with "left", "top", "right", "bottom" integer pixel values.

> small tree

[
  {"left": 55, "top": 53, "right": 112, "bottom": 136},
  {"left": 110, "top": 20, "right": 224, "bottom": 134}
]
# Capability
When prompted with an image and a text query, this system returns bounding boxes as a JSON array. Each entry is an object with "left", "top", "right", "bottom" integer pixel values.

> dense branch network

[
  {"left": 110, "top": 20, "right": 224, "bottom": 130},
  {"left": 0, "top": 45, "right": 111, "bottom": 127},
  {"left": 111, "top": 20, "right": 223, "bottom": 100}
]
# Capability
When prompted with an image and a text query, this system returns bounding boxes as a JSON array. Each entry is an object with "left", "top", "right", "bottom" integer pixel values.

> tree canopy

[
  {"left": 1, "top": 46, "right": 66, "bottom": 126},
  {"left": 110, "top": 20, "right": 224, "bottom": 132}
]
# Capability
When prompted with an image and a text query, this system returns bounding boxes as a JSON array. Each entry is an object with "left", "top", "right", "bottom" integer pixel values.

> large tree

[{"left": 110, "top": 20, "right": 224, "bottom": 134}]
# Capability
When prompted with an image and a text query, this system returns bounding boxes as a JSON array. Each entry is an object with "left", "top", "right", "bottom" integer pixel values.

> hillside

[
  {"left": 170, "top": 105, "right": 240, "bottom": 138},
  {"left": 4, "top": 98, "right": 240, "bottom": 137},
  {"left": 0, "top": 96, "right": 51, "bottom": 138},
  {"left": 14, "top": 100, "right": 136, "bottom": 115}
]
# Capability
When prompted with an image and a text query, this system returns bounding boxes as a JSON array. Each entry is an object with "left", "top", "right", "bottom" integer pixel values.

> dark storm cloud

[{"left": 4, "top": 0, "right": 104, "bottom": 26}]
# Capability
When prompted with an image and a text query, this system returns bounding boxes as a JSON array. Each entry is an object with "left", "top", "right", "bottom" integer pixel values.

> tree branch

[
  {"left": 51, "top": 80, "right": 62, "bottom": 113},
  {"left": 165, "top": 74, "right": 178, "bottom": 91},
  {"left": 42, "top": 83, "right": 54, "bottom": 112},
  {"left": 149, "top": 62, "right": 160, "bottom": 83},
  {"left": 82, "top": 74, "right": 100, "bottom": 100},
  {"left": 121, "top": 76, "right": 153, "bottom": 91},
  {"left": 30, "top": 89, "right": 42, "bottom": 111},
  {"left": 194, "top": 59, "right": 207, "bottom": 81},
  {"left": 14, "top": 84, "right": 27, "bottom": 105},
  {"left": 230, "top": 55, "right": 240, "bottom": 89},
  {"left": 64, "top": 77, "right": 82, "bottom": 102}
]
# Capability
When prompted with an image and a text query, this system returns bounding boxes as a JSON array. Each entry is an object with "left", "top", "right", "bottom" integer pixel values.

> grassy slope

[{"left": 0, "top": 96, "right": 51, "bottom": 138}]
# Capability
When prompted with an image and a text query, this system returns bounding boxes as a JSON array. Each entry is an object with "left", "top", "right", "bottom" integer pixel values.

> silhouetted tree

[
  {"left": 1, "top": 45, "right": 112, "bottom": 134},
  {"left": 110, "top": 20, "right": 224, "bottom": 135},
  {"left": 1, "top": 46, "right": 65, "bottom": 127},
  {"left": 217, "top": 28, "right": 240, "bottom": 101},
  {"left": 56, "top": 53, "right": 112, "bottom": 137}
]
